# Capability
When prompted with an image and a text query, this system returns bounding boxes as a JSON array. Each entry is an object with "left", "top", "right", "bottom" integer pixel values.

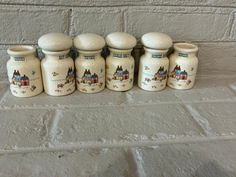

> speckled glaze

[
  {"left": 39, "top": 33, "right": 75, "bottom": 96},
  {"left": 74, "top": 33, "right": 105, "bottom": 93},
  {"left": 7, "top": 46, "right": 43, "bottom": 97},
  {"left": 105, "top": 32, "right": 137, "bottom": 91},
  {"left": 138, "top": 32, "right": 172, "bottom": 91},
  {"left": 167, "top": 43, "right": 199, "bottom": 90}
]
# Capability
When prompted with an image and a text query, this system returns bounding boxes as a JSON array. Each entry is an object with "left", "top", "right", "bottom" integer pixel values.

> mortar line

[
  {"left": 129, "top": 148, "right": 147, "bottom": 177},
  {"left": 0, "top": 135, "right": 236, "bottom": 155},
  {"left": 0, "top": 99, "right": 236, "bottom": 110},
  {"left": 48, "top": 109, "right": 64, "bottom": 145},
  {"left": 66, "top": 8, "right": 73, "bottom": 36},
  {"left": 228, "top": 84, "right": 236, "bottom": 95},
  {"left": 0, "top": 88, "right": 9, "bottom": 105},
  {"left": 0, "top": 2, "right": 236, "bottom": 9},
  {"left": 122, "top": 8, "right": 127, "bottom": 32},
  {"left": 229, "top": 12, "right": 236, "bottom": 37}
]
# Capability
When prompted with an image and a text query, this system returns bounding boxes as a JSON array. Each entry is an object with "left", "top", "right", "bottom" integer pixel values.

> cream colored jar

[
  {"left": 38, "top": 33, "right": 75, "bottom": 96},
  {"left": 74, "top": 33, "right": 105, "bottom": 93},
  {"left": 167, "top": 43, "right": 198, "bottom": 90},
  {"left": 138, "top": 32, "right": 172, "bottom": 91},
  {"left": 105, "top": 32, "right": 136, "bottom": 91},
  {"left": 7, "top": 46, "right": 43, "bottom": 97}
]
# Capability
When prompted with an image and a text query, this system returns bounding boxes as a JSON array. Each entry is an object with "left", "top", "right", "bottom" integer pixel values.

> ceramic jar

[
  {"left": 138, "top": 32, "right": 172, "bottom": 91},
  {"left": 74, "top": 33, "right": 105, "bottom": 93},
  {"left": 38, "top": 33, "right": 75, "bottom": 96},
  {"left": 167, "top": 43, "right": 198, "bottom": 90},
  {"left": 105, "top": 32, "right": 136, "bottom": 91},
  {"left": 7, "top": 46, "right": 43, "bottom": 97}
]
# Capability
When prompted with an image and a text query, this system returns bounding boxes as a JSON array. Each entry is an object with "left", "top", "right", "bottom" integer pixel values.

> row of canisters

[{"left": 7, "top": 32, "right": 199, "bottom": 97}]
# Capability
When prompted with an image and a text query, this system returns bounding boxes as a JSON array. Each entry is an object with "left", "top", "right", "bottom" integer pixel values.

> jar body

[
  {"left": 106, "top": 49, "right": 134, "bottom": 91},
  {"left": 7, "top": 54, "right": 43, "bottom": 97},
  {"left": 167, "top": 52, "right": 198, "bottom": 89},
  {"left": 41, "top": 51, "right": 75, "bottom": 96},
  {"left": 138, "top": 49, "right": 169, "bottom": 91},
  {"left": 75, "top": 52, "right": 105, "bottom": 93}
]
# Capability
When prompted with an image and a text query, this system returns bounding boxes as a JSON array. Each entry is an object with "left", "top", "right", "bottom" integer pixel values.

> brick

[
  {"left": 172, "top": 77, "right": 236, "bottom": 102},
  {"left": 52, "top": 104, "right": 202, "bottom": 144},
  {"left": 125, "top": 6, "right": 234, "bottom": 41},
  {"left": 136, "top": 140, "right": 236, "bottom": 177},
  {"left": 125, "top": 86, "right": 179, "bottom": 105},
  {"left": 186, "top": 102, "right": 236, "bottom": 136},
  {"left": 1, "top": 0, "right": 236, "bottom": 7},
  {"left": 0, "top": 109, "right": 53, "bottom": 150},
  {"left": 70, "top": 7, "right": 123, "bottom": 37},
  {"left": 1, "top": 88, "right": 125, "bottom": 108},
  {"left": 0, "top": 149, "right": 135, "bottom": 177},
  {"left": 0, "top": 5, "right": 69, "bottom": 44},
  {"left": 197, "top": 42, "right": 236, "bottom": 76}
]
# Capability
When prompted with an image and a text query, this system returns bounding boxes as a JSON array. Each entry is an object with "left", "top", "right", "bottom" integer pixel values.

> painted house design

[
  {"left": 112, "top": 66, "right": 129, "bottom": 81},
  {"left": 81, "top": 69, "right": 98, "bottom": 85},
  {"left": 65, "top": 67, "right": 75, "bottom": 84},
  {"left": 12, "top": 70, "right": 30, "bottom": 86},
  {"left": 170, "top": 65, "right": 188, "bottom": 80},
  {"left": 152, "top": 66, "right": 168, "bottom": 81}
]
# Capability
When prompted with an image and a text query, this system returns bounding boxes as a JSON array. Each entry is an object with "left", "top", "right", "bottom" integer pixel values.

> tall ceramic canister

[
  {"left": 38, "top": 33, "right": 75, "bottom": 96},
  {"left": 74, "top": 33, "right": 105, "bottom": 93},
  {"left": 138, "top": 32, "right": 172, "bottom": 91},
  {"left": 7, "top": 46, "right": 43, "bottom": 97},
  {"left": 105, "top": 32, "right": 137, "bottom": 91},
  {"left": 167, "top": 43, "right": 199, "bottom": 90}
]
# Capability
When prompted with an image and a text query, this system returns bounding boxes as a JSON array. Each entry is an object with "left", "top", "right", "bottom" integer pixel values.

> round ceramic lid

[
  {"left": 141, "top": 32, "right": 173, "bottom": 49},
  {"left": 74, "top": 33, "right": 105, "bottom": 51},
  {"left": 38, "top": 33, "right": 72, "bottom": 51},
  {"left": 105, "top": 32, "right": 137, "bottom": 49}
]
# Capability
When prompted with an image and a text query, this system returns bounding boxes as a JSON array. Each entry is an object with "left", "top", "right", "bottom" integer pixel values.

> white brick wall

[
  {"left": 0, "top": 3, "right": 235, "bottom": 80},
  {"left": 0, "top": 1, "right": 236, "bottom": 176}
]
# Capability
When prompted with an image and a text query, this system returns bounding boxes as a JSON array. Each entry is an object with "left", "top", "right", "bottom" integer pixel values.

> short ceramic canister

[
  {"left": 7, "top": 45, "right": 43, "bottom": 97},
  {"left": 105, "top": 32, "right": 137, "bottom": 91},
  {"left": 38, "top": 33, "right": 75, "bottom": 96},
  {"left": 167, "top": 43, "right": 199, "bottom": 90},
  {"left": 74, "top": 33, "right": 106, "bottom": 93},
  {"left": 138, "top": 32, "right": 173, "bottom": 91}
]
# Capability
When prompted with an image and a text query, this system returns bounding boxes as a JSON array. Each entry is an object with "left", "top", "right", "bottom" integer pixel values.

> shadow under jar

[
  {"left": 7, "top": 45, "right": 43, "bottom": 97},
  {"left": 38, "top": 33, "right": 75, "bottom": 96},
  {"left": 105, "top": 32, "right": 137, "bottom": 91}
]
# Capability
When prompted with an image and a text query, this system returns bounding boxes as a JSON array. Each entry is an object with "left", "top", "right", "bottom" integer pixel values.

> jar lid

[
  {"left": 174, "top": 43, "right": 198, "bottom": 53},
  {"left": 74, "top": 33, "right": 105, "bottom": 51},
  {"left": 38, "top": 33, "right": 72, "bottom": 51},
  {"left": 7, "top": 45, "right": 36, "bottom": 56},
  {"left": 141, "top": 32, "right": 173, "bottom": 49},
  {"left": 106, "top": 32, "right": 137, "bottom": 49}
]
